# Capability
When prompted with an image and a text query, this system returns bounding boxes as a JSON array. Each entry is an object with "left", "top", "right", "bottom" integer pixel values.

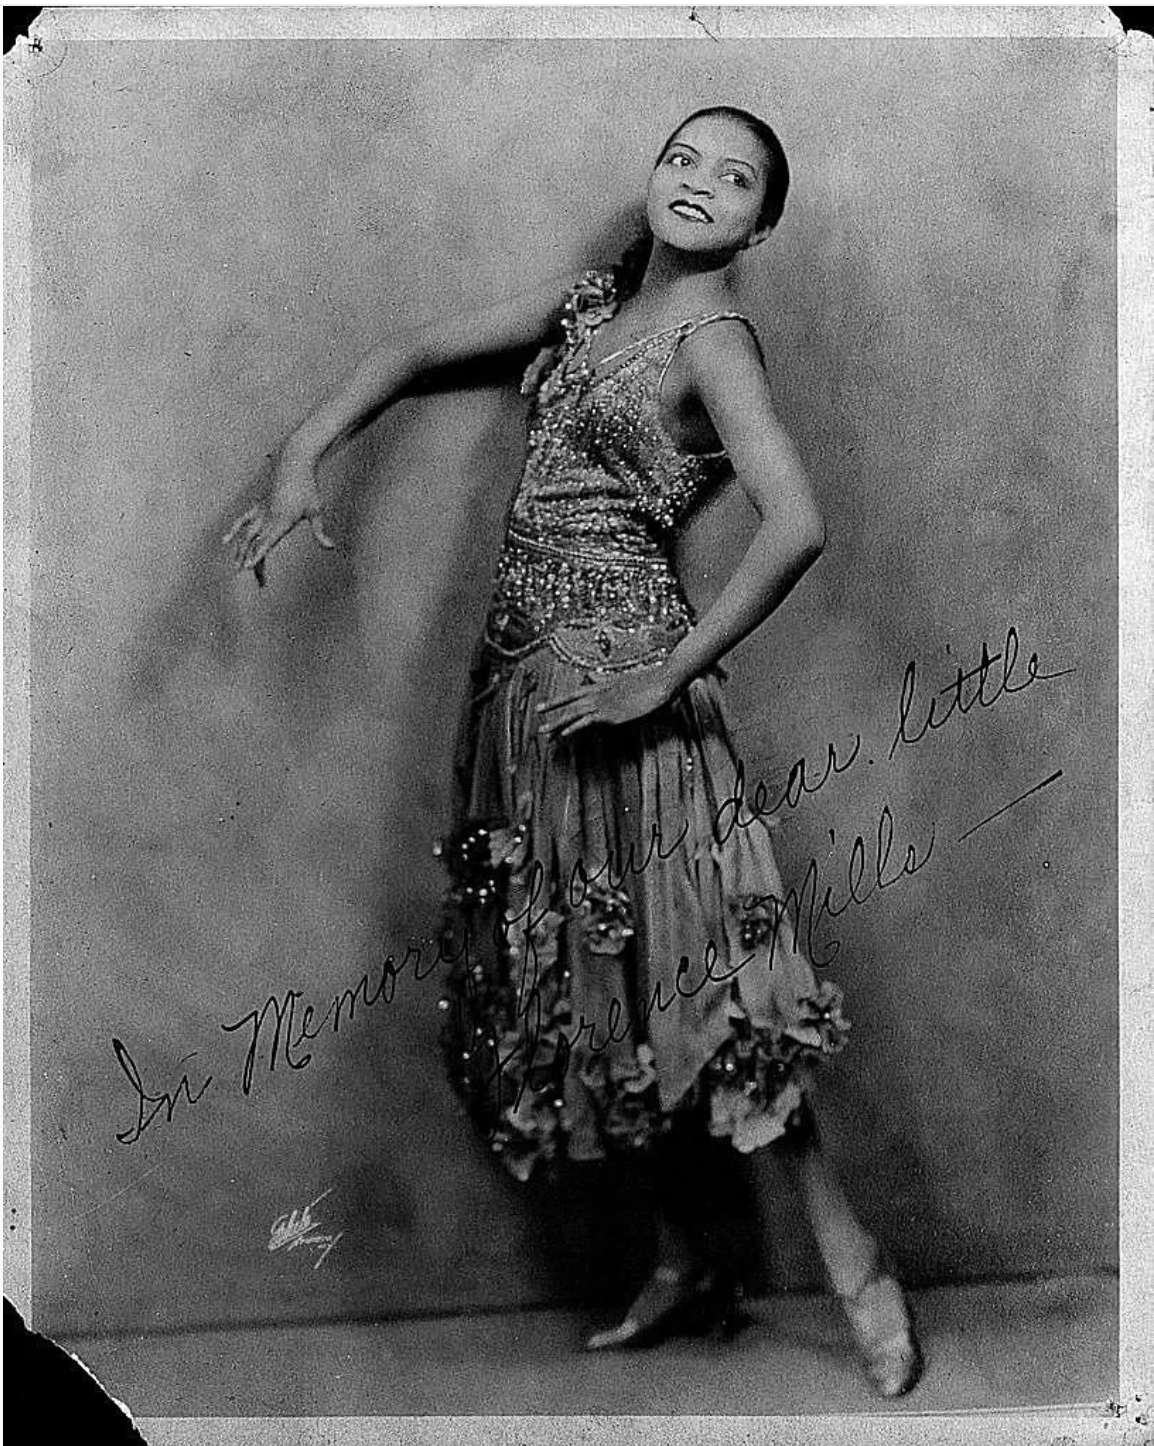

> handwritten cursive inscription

[
  {"left": 113, "top": 1039, "right": 213, "bottom": 1145},
  {"left": 112, "top": 619, "right": 1076, "bottom": 1139},
  {"left": 220, "top": 939, "right": 445, "bottom": 1097},
  {"left": 712, "top": 734, "right": 862, "bottom": 847},
  {"left": 466, "top": 799, "right": 937, "bottom": 1121},
  {"left": 888, "top": 624, "right": 1074, "bottom": 760}
]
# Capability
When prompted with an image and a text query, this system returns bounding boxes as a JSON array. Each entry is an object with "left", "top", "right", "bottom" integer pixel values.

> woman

[{"left": 226, "top": 105, "right": 924, "bottom": 1398}]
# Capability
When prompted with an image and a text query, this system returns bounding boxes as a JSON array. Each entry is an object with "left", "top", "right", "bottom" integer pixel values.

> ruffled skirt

[{"left": 435, "top": 628, "right": 850, "bottom": 1182}]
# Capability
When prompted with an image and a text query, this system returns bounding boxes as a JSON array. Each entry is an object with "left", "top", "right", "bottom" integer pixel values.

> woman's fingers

[
  {"left": 541, "top": 701, "right": 601, "bottom": 735},
  {"left": 227, "top": 504, "right": 333, "bottom": 586},
  {"left": 223, "top": 507, "right": 261, "bottom": 546},
  {"left": 238, "top": 528, "right": 264, "bottom": 566},
  {"left": 537, "top": 676, "right": 613, "bottom": 735},
  {"left": 537, "top": 697, "right": 586, "bottom": 725},
  {"left": 226, "top": 508, "right": 266, "bottom": 567},
  {"left": 235, "top": 527, "right": 260, "bottom": 565},
  {"left": 538, "top": 684, "right": 599, "bottom": 714},
  {"left": 558, "top": 712, "right": 601, "bottom": 738},
  {"left": 226, "top": 524, "right": 255, "bottom": 561},
  {"left": 308, "top": 514, "right": 335, "bottom": 550},
  {"left": 244, "top": 514, "right": 289, "bottom": 566},
  {"left": 537, "top": 694, "right": 577, "bottom": 714}
]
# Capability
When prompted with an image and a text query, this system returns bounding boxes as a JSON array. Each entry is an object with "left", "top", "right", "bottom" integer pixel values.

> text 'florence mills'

[{"left": 111, "top": 624, "right": 1072, "bottom": 1144}]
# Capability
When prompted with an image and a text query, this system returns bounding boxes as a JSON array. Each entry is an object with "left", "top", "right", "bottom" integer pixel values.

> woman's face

[{"left": 645, "top": 112, "right": 771, "bottom": 255}]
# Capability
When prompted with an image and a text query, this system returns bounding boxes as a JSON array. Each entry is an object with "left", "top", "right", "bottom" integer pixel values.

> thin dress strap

[
  {"left": 655, "top": 312, "right": 764, "bottom": 458},
  {"left": 589, "top": 309, "right": 762, "bottom": 377},
  {"left": 668, "top": 311, "right": 764, "bottom": 366}
]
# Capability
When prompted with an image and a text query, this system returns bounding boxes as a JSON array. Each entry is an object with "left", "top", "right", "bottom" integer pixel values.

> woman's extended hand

[
  {"left": 223, "top": 450, "right": 334, "bottom": 585},
  {"left": 536, "top": 664, "right": 683, "bottom": 739}
]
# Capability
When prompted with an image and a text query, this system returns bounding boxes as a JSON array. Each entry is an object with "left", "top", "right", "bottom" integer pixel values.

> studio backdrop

[{"left": 23, "top": 34, "right": 1116, "bottom": 1338}]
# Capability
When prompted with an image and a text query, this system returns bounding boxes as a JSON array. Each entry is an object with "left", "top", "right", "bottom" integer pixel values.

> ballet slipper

[
  {"left": 836, "top": 1263, "right": 925, "bottom": 1399},
  {"left": 583, "top": 1264, "right": 745, "bottom": 1352}
]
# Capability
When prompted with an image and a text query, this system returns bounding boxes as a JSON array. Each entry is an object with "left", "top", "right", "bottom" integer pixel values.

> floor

[{"left": 57, "top": 1272, "right": 1118, "bottom": 1431}]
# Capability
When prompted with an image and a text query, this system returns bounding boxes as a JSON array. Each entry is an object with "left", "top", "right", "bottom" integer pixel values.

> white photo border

[{"left": 3, "top": 5, "right": 1150, "bottom": 1443}]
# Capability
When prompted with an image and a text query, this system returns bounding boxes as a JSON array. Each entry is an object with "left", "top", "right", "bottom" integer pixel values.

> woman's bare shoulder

[
  {"left": 682, "top": 312, "right": 766, "bottom": 374},
  {"left": 663, "top": 313, "right": 768, "bottom": 418}
]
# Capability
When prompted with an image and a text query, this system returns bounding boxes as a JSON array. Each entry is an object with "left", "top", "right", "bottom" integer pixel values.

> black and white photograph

[{"left": 4, "top": 5, "right": 1151, "bottom": 1441}]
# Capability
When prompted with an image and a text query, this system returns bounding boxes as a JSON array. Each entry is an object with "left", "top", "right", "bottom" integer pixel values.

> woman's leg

[
  {"left": 583, "top": 1122, "right": 728, "bottom": 1350},
  {"left": 649, "top": 1114, "right": 711, "bottom": 1271},
  {"left": 780, "top": 1104, "right": 924, "bottom": 1397},
  {"left": 651, "top": 1200, "right": 696, "bottom": 1273},
  {"left": 782, "top": 1116, "right": 880, "bottom": 1297}
]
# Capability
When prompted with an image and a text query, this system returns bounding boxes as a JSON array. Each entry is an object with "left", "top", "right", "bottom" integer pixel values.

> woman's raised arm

[
  {"left": 289, "top": 270, "right": 575, "bottom": 465},
  {"left": 225, "top": 269, "right": 574, "bottom": 579}
]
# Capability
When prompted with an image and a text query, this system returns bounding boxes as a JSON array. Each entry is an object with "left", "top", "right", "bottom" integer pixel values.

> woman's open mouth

[{"left": 669, "top": 200, "right": 713, "bottom": 223}]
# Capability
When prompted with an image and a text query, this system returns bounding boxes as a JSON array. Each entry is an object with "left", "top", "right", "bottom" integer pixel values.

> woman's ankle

[
  {"left": 653, "top": 1211, "right": 696, "bottom": 1276},
  {"left": 827, "top": 1240, "right": 884, "bottom": 1300}
]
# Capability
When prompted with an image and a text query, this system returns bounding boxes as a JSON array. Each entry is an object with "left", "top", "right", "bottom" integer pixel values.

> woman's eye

[
  {"left": 724, "top": 172, "right": 751, "bottom": 188},
  {"left": 667, "top": 153, "right": 691, "bottom": 168}
]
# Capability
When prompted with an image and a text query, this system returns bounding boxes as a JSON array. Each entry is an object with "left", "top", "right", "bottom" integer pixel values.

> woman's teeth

[{"left": 670, "top": 201, "right": 712, "bottom": 222}]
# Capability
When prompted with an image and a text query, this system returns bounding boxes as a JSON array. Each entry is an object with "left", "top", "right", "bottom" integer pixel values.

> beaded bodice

[{"left": 486, "top": 269, "right": 754, "bottom": 673}]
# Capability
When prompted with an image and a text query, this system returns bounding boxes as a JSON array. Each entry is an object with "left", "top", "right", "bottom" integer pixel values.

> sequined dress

[{"left": 436, "top": 268, "right": 849, "bottom": 1182}]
